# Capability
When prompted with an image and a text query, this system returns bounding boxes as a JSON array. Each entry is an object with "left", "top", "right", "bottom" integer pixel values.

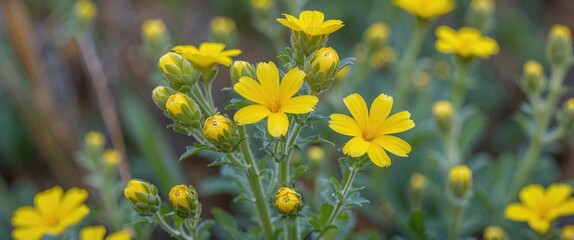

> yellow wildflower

[
  {"left": 483, "top": 226, "right": 506, "bottom": 240},
  {"left": 364, "top": 22, "right": 390, "bottom": 43},
  {"left": 435, "top": 26, "right": 499, "bottom": 59},
  {"left": 102, "top": 149, "right": 121, "bottom": 167},
  {"left": 471, "top": 0, "right": 494, "bottom": 12},
  {"left": 80, "top": 225, "right": 131, "bottom": 240},
  {"left": 11, "top": 186, "right": 90, "bottom": 240},
  {"left": 276, "top": 10, "right": 344, "bottom": 36},
  {"left": 393, "top": 0, "right": 455, "bottom": 19},
  {"left": 563, "top": 225, "right": 574, "bottom": 240},
  {"left": 141, "top": 19, "right": 166, "bottom": 39},
  {"left": 85, "top": 131, "right": 104, "bottom": 148},
  {"left": 166, "top": 93, "right": 190, "bottom": 117},
  {"left": 307, "top": 145, "right": 325, "bottom": 162},
  {"left": 203, "top": 113, "right": 232, "bottom": 141},
  {"left": 550, "top": 24, "right": 572, "bottom": 41},
  {"left": 173, "top": 42, "right": 241, "bottom": 69},
  {"left": 169, "top": 185, "right": 199, "bottom": 218},
  {"left": 410, "top": 173, "right": 427, "bottom": 191},
  {"left": 249, "top": 0, "right": 273, "bottom": 10},
  {"left": 233, "top": 62, "right": 319, "bottom": 137},
  {"left": 505, "top": 184, "right": 574, "bottom": 234},
  {"left": 329, "top": 93, "right": 415, "bottom": 167},
  {"left": 74, "top": 0, "right": 97, "bottom": 22},
  {"left": 210, "top": 17, "right": 236, "bottom": 34},
  {"left": 274, "top": 187, "right": 302, "bottom": 215}
]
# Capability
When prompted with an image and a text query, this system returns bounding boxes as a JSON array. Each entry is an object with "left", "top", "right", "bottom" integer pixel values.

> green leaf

[
  {"left": 212, "top": 208, "right": 244, "bottom": 239},
  {"left": 298, "top": 135, "right": 335, "bottom": 147},
  {"left": 318, "top": 203, "right": 334, "bottom": 225},
  {"left": 196, "top": 219, "right": 215, "bottom": 240},
  {"left": 336, "top": 57, "right": 356, "bottom": 72},
  {"left": 225, "top": 98, "right": 250, "bottom": 110},
  {"left": 179, "top": 145, "right": 212, "bottom": 162},
  {"left": 408, "top": 211, "right": 430, "bottom": 240}
]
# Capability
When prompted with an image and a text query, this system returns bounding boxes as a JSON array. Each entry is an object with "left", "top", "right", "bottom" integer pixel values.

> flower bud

[
  {"left": 447, "top": 165, "right": 473, "bottom": 201},
  {"left": 74, "top": 0, "right": 97, "bottom": 22},
  {"left": 558, "top": 98, "right": 574, "bottom": 132},
  {"left": 274, "top": 187, "right": 302, "bottom": 215},
  {"left": 102, "top": 149, "right": 121, "bottom": 167},
  {"left": 546, "top": 24, "right": 573, "bottom": 67},
  {"left": 85, "top": 131, "right": 105, "bottom": 150},
  {"left": 307, "top": 145, "right": 325, "bottom": 162},
  {"left": 152, "top": 86, "right": 172, "bottom": 111},
  {"left": 169, "top": 185, "right": 200, "bottom": 219},
  {"left": 364, "top": 22, "right": 390, "bottom": 49},
  {"left": 308, "top": 47, "right": 339, "bottom": 94},
  {"left": 521, "top": 60, "right": 545, "bottom": 95},
  {"left": 432, "top": 101, "right": 454, "bottom": 134},
  {"left": 562, "top": 225, "right": 574, "bottom": 240},
  {"left": 203, "top": 113, "right": 238, "bottom": 152},
  {"left": 142, "top": 19, "right": 167, "bottom": 42},
  {"left": 409, "top": 173, "right": 427, "bottom": 209},
  {"left": 413, "top": 70, "right": 431, "bottom": 92},
  {"left": 166, "top": 93, "right": 202, "bottom": 128},
  {"left": 291, "top": 31, "right": 328, "bottom": 56},
  {"left": 210, "top": 16, "right": 236, "bottom": 36},
  {"left": 249, "top": 0, "right": 273, "bottom": 10},
  {"left": 124, "top": 179, "right": 160, "bottom": 216},
  {"left": 467, "top": 0, "right": 494, "bottom": 32},
  {"left": 230, "top": 61, "right": 255, "bottom": 84},
  {"left": 369, "top": 47, "right": 396, "bottom": 69},
  {"left": 158, "top": 52, "right": 199, "bottom": 89},
  {"left": 484, "top": 226, "right": 507, "bottom": 240}
]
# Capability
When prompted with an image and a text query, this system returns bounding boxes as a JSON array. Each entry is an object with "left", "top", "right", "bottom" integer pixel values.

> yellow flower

[
  {"left": 123, "top": 179, "right": 149, "bottom": 202},
  {"left": 274, "top": 187, "right": 302, "bottom": 215},
  {"left": 173, "top": 42, "right": 241, "bottom": 69},
  {"left": 276, "top": 10, "right": 344, "bottom": 36},
  {"left": 393, "top": 0, "right": 455, "bottom": 19},
  {"left": 203, "top": 113, "right": 232, "bottom": 141},
  {"left": 124, "top": 179, "right": 160, "bottom": 216},
  {"left": 448, "top": 165, "right": 472, "bottom": 184},
  {"left": 364, "top": 22, "right": 390, "bottom": 43},
  {"left": 312, "top": 47, "right": 339, "bottom": 73},
  {"left": 550, "top": 24, "right": 572, "bottom": 41},
  {"left": 524, "top": 60, "right": 543, "bottom": 77},
  {"left": 85, "top": 131, "right": 104, "bottom": 148},
  {"left": 471, "top": 0, "right": 494, "bottom": 12},
  {"left": 158, "top": 52, "right": 179, "bottom": 73},
  {"left": 142, "top": 19, "right": 166, "bottom": 39},
  {"left": 307, "top": 145, "right": 325, "bottom": 162},
  {"left": 483, "top": 226, "right": 506, "bottom": 240},
  {"left": 74, "top": 0, "right": 97, "bottom": 22},
  {"left": 410, "top": 173, "right": 427, "bottom": 191},
  {"left": 80, "top": 225, "right": 131, "bottom": 240},
  {"left": 435, "top": 26, "right": 499, "bottom": 59},
  {"left": 210, "top": 17, "right": 236, "bottom": 34},
  {"left": 233, "top": 62, "right": 319, "bottom": 137},
  {"left": 505, "top": 184, "right": 574, "bottom": 234},
  {"left": 249, "top": 0, "right": 273, "bottom": 10},
  {"left": 329, "top": 93, "right": 415, "bottom": 167},
  {"left": 102, "top": 149, "right": 121, "bottom": 167},
  {"left": 166, "top": 93, "right": 190, "bottom": 117},
  {"left": 563, "top": 225, "right": 574, "bottom": 240},
  {"left": 432, "top": 101, "right": 454, "bottom": 119},
  {"left": 565, "top": 98, "right": 574, "bottom": 111},
  {"left": 11, "top": 186, "right": 90, "bottom": 240},
  {"left": 169, "top": 185, "right": 199, "bottom": 218}
]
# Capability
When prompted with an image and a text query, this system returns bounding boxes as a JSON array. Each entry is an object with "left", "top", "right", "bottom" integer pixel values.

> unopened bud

[
  {"left": 558, "top": 98, "right": 574, "bottom": 132},
  {"left": 364, "top": 22, "right": 390, "bottom": 49},
  {"left": 152, "top": 86, "right": 172, "bottom": 111},
  {"left": 85, "top": 131, "right": 105, "bottom": 150},
  {"left": 467, "top": 0, "right": 494, "bottom": 32},
  {"left": 546, "top": 24, "right": 573, "bottom": 67},
  {"left": 291, "top": 31, "right": 328, "bottom": 56},
  {"left": 521, "top": 60, "right": 545, "bottom": 95},
  {"left": 203, "top": 113, "right": 238, "bottom": 152},
  {"left": 124, "top": 179, "right": 160, "bottom": 216},
  {"left": 169, "top": 185, "right": 200, "bottom": 219},
  {"left": 432, "top": 101, "right": 454, "bottom": 134},
  {"left": 369, "top": 47, "right": 396, "bottom": 69},
  {"left": 274, "top": 187, "right": 302, "bottom": 215},
  {"left": 142, "top": 19, "right": 167, "bottom": 41},
  {"left": 210, "top": 17, "right": 237, "bottom": 45},
  {"left": 166, "top": 93, "right": 201, "bottom": 128},
  {"left": 484, "top": 226, "right": 507, "bottom": 240},
  {"left": 158, "top": 52, "right": 199, "bottom": 88},
  {"left": 249, "top": 0, "right": 274, "bottom": 10},
  {"left": 308, "top": 47, "right": 340, "bottom": 94},
  {"left": 230, "top": 61, "right": 255, "bottom": 84},
  {"left": 409, "top": 173, "right": 427, "bottom": 209},
  {"left": 102, "top": 149, "right": 121, "bottom": 167},
  {"left": 413, "top": 70, "right": 431, "bottom": 92},
  {"left": 74, "top": 0, "right": 97, "bottom": 22},
  {"left": 447, "top": 165, "right": 473, "bottom": 201}
]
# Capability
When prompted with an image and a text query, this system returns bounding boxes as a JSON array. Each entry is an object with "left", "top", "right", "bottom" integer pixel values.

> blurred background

[{"left": 1, "top": 0, "right": 574, "bottom": 238}]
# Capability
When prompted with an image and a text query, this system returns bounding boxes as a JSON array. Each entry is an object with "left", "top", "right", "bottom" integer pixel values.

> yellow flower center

[
  {"left": 363, "top": 126, "right": 377, "bottom": 141},
  {"left": 269, "top": 97, "right": 280, "bottom": 113}
]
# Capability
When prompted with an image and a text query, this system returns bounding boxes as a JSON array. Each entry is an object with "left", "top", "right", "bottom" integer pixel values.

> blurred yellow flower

[
  {"left": 432, "top": 101, "right": 453, "bottom": 119},
  {"left": 249, "top": 0, "right": 273, "bottom": 10},
  {"left": 369, "top": 47, "right": 396, "bottom": 69},
  {"left": 274, "top": 187, "right": 302, "bottom": 215},
  {"left": 410, "top": 173, "right": 427, "bottom": 190},
  {"left": 102, "top": 149, "right": 121, "bottom": 167},
  {"left": 85, "top": 131, "right": 104, "bottom": 148},
  {"left": 524, "top": 60, "right": 543, "bottom": 77},
  {"left": 276, "top": 10, "right": 344, "bottom": 36},
  {"left": 448, "top": 165, "right": 472, "bottom": 184},
  {"left": 565, "top": 98, "right": 574, "bottom": 111},
  {"left": 80, "top": 225, "right": 131, "bottom": 240},
  {"left": 483, "top": 226, "right": 506, "bottom": 240},
  {"left": 505, "top": 184, "right": 574, "bottom": 234},
  {"left": 329, "top": 93, "right": 415, "bottom": 167},
  {"left": 364, "top": 22, "right": 390, "bottom": 43},
  {"left": 141, "top": 19, "right": 166, "bottom": 39},
  {"left": 563, "top": 225, "right": 574, "bottom": 240},
  {"left": 412, "top": 70, "right": 431, "bottom": 92},
  {"left": 74, "top": 0, "right": 97, "bottom": 22},
  {"left": 307, "top": 145, "right": 325, "bottom": 162},
  {"left": 471, "top": 0, "right": 494, "bottom": 12},
  {"left": 203, "top": 113, "right": 232, "bottom": 141},
  {"left": 166, "top": 93, "right": 190, "bottom": 117},
  {"left": 210, "top": 16, "right": 236, "bottom": 34},
  {"left": 393, "top": 0, "right": 455, "bottom": 19},
  {"left": 233, "top": 62, "right": 319, "bottom": 137},
  {"left": 11, "top": 186, "right": 90, "bottom": 240},
  {"left": 335, "top": 65, "right": 351, "bottom": 80},
  {"left": 173, "top": 42, "right": 241, "bottom": 68},
  {"left": 550, "top": 24, "right": 572, "bottom": 41},
  {"left": 435, "top": 26, "right": 499, "bottom": 59}
]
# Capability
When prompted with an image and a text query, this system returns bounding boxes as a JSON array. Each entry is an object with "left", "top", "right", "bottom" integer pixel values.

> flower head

[
  {"left": 435, "top": 26, "right": 499, "bottom": 59},
  {"left": 166, "top": 93, "right": 190, "bottom": 117},
  {"left": 80, "top": 225, "right": 131, "bottom": 240},
  {"left": 410, "top": 173, "right": 427, "bottom": 191},
  {"left": 276, "top": 10, "right": 344, "bottom": 37},
  {"left": 307, "top": 145, "right": 325, "bottom": 162},
  {"left": 11, "top": 186, "right": 90, "bottom": 240},
  {"left": 547, "top": 24, "right": 573, "bottom": 66},
  {"left": 471, "top": 0, "right": 494, "bottom": 12},
  {"left": 329, "top": 93, "right": 415, "bottom": 167},
  {"left": 124, "top": 179, "right": 160, "bottom": 216},
  {"left": 173, "top": 42, "right": 241, "bottom": 69},
  {"left": 142, "top": 19, "right": 166, "bottom": 39},
  {"left": 312, "top": 47, "right": 339, "bottom": 73},
  {"left": 393, "top": 0, "right": 455, "bottom": 19},
  {"left": 550, "top": 24, "right": 572, "bottom": 41},
  {"left": 448, "top": 165, "right": 473, "bottom": 200},
  {"left": 102, "top": 149, "right": 121, "bottom": 167},
  {"left": 169, "top": 185, "right": 199, "bottom": 218},
  {"left": 204, "top": 113, "right": 232, "bottom": 141},
  {"left": 483, "top": 226, "right": 506, "bottom": 240},
  {"left": 74, "top": 0, "right": 97, "bottom": 22},
  {"left": 432, "top": 100, "right": 454, "bottom": 133},
  {"left": 274, "top": 187, "right": 302, "bottom": 215},
  {"left": 210, "top": 17, "right": 236, "bottom": 34},
  {"left": 505, "top": 184, "right": 574, "bottom": 234},
  {"left": 85, "top": 131, "right": 104, "bottom": 149},
  {"left": 233, "top": 62, "right": 319, "bottom": 137},
  {"left": 364, "top": 22, "right": 390, "bottom": 43}
]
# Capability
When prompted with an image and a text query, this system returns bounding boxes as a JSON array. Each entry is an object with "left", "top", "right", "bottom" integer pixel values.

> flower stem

[
  {"left": 451, "top": 58, "right": 471, "bottom": 109},
  {"left": 448, "top": 205, "right": 462, "bottom": 240},
  {"left": 280, "top": 121, "right": 304, "bottom": 185},
  {"left": 201, "top": 82, "right": 216, "bottom": 111},
  {"left": 444, "top": 128, "right": 461, "bottom": 169},
  {"left": 238, "top": 126, "right": 274, "bottom": 239},
  {"left": 154, "top": 211, "right": 183, "bottom": 239},
  {"left": 287, "top": 216, "right": 300, "bottom": 240},
  {"left": 191, "top": 85, "right": 215, "bottom": 116}
]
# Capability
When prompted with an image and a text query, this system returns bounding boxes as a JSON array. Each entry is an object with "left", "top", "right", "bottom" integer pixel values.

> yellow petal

[
  {"left": 215, "top": 56, "right": 233, "bottom": 67},
  {"left": 378, "top": 111, "right": 415, "bottom": 135},
  {"left": 299, "top": 10, "right": 324, "bottom": 26},
  {"left": 80, "top": 225, "right": 107, "bottom": 240},
  {"left": 372, "top": 135, "right": 411, "bottom": 157},
  {"left": 527, "top": 218, "right": 550, "bottom": 234},
  {"left": 12, "top": 226, "right": 47, "bottom": 240},
  {"left": 256, "top": 62, "right": 280, "bottom": 97},
  {"left": 234, "top": 104, "right": 271, "bottom": 125},
  {"left": 281, "top": 95, "right": 318, "bottom": 114},
  {"left": 367, "top": 143, "right": 391, "bottom": 167},
  {"left": 106, "top": 230, "right": 132, "bottom": 240},
  {"left": 172, "top": 45, "right": 198, "bottom": 54},
  {"left": 548, "top": 199, "right": 574, "bottom": 220},
  {"left": 343, "top": 93, "right": 369, "bottom": 130},
  {"left": 277, "top": 14, "right": 303, "bottom": 31},
  {"left": 329, "top": 113, "right": 362, "bottom": 137},
  {"left": 279, "top": 67, "right": 306, "bottom": 102},
  {"left": 11, "top": 206, "right": 42, "bottom": 227},
  {"left": 546, "top": 184, "right": 574, "bottom": 206},
  {"left": 234, "top": 77, "right": 268, "bottom": 105},
  {"left": 318, "top": 20, "right": 344, "bottom": 35},
  {"left": 519, "top": 184, "right": 545, "bottom": 209},
  {"left": 504, "top": 203, "right": 533, "bottom": 221},
  {"left": 59, "top": 187, "right": 89, "bottom": 216},
  {"left": 198, "top": 42, "right": 225, "bottom": 54},
  {"left": 220, "top": 49, "right": 242, "bottom": 57},
  {"left": 57, "top": 204, "right": 90, "bottom": 229},
  {"left": 369, "top": 93, "right": 393, "bottom": 129},
  {"left": 342, "top": 136, "right": 370, "bottom": 157},
  {"left": 35, "top": 186, "right": 64, "bottom": 217},
  {"left": 267, "top": 112, "right": 289, "bottom": 137}
]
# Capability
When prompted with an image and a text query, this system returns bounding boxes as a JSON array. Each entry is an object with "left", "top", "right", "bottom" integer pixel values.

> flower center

[
  {"left": 269, "top": 97, "right": 280, "bottom": 113},
  {"left": 43, "top": 215, "right": 60, "bottom": 227},
  {"left": 363, "top": 127, "right": 377, "bottom": 141}
]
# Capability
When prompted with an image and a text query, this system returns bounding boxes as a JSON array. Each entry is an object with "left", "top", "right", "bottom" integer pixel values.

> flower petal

[
  {"left": 279, "top": 67, "right": 306, "bottom": 102},
  {"left": 281, "top": 96, "right": 318, "bottom": 114},
  {"left": 106, "top": 230, "right": 132, "bottom": 240},
  {"left": 198, "top": 42, "right": 225, "bottom": 54},
  {"left": 546, "top": 184, "right": 573, "bottom": 206},
  {"left": 329, "top": 114, "right": 362, "bottom": 137},
  {"left": 234, "top": 77, "right": 268, "bottom": 105},
  {"left": 11, "top": 206, "right": 42, "bottom": 227},
  {"left": 367, "top": 143, "right": 391, "bottom": 167},
  {"left": 35, "top": 186, "right": 64, "bottom": 217},
  {"left": 372, "top": 135, "right": 411, "bottom": 157},
  {"left": 57, "top": 204, "right": 90, "bottom": 229},
  {"left": 549, "top": 199, "right": 574, "bottom": 220},
  {"left": 504, "top": 203, "right": 533, "bottom": 221},
  {"left": 519, "top": 184, "right": 545, "bottom": 209},
  {"left": 318, "top": 20, "right": 344, "bottom": 35},
  {"left": 12, "top": 226, "right": 47, "bottom": 240},
  {"left": 80, "top": 225, "right": 107, "bottom": 240},
  {"left": 267, "top": 112, "right": 289, "bottom": 137},
  {"left": 277, "top": 14, "right": 303, "bottom": 31},
  {"left": 369, "top": 93, "right": 393, "bottom": 129},
  {"left": 378, "top": 111, "right": 415, "bottom": 135},
  {"left": 59, "top": 187, "right": 89, "bottom": 216},
  {"left": 299, "top": 10, "right": 324, "bottom": 26},
  {"left": 220, "top": 49, "right": 242, "bottom": 57},
  {"left": 527, "top": 218, "right": 551, "bottom": 234},
  {"left": 256, "top": 62, "right": 280, "bottom": 98},
  {"left": 234, "top": 105, "right": 271, "bottom": 125},
  {"left": 342, "top": 136, "right": 370, "bottom": 157},
  {"left": 343, "top": 93, "right": 369, "bottom": 130}
]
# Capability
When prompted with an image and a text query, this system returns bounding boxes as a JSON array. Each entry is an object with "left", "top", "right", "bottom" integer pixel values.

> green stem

[
  {"left": 191, "top": 85, "right": 215, "bottom": 116},
  {"left": 448, "top": 205, "right": 462, "bottom": 240},
  {"left": 202, "top": 82, "right": 216, "bottom": 111},
  {"left": 280, "top": 121, "right": 304, "bottom": 185},
  {"left": 451, "top": 58, "right": 471, "bottom": 109},
  {"left": 184, "top": 218, "right": 198, "bottom": 240},
  {"left": 154, "top": 212, "right": 184, "bottom": 239},
  {"left": 444, "top": 129, "right": 461, "bottom": 169},
  {"left": 394, "top": 18, "right": 429, "bottom": 108},
  {"left": 238, "top": 126, "right": 274, "bottom": 239},
  {"left": 98, "top": 177, "right": 122, "bottom": 231},
  {"left": 287, "top": 217, "right": 299, "bottom": 240}
]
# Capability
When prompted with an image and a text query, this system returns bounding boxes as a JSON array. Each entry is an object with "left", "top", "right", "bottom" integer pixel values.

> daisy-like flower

[
  {"left": 11, "top": 186, "right": 90, "bottom": 240},
  {"left": 505, "top": 184, "right": 574, "bottom": 234},
  {"left": 329, "top": 93, "right": 415, "bottom": 167},
  {"left": 80, "top": 225, "right": 131, "bottom": 240},
  {"left": 172, "top": 42, "right": 241, "bottom": 69},
  {"left": 233, "top": 61, "right": 319, "bottom": 137},
  {"left": 276, "top": 10, "right": 344, "bottom": 36},
  {"left": 393, "top": 0, "right": 455, "bottom": 20},
  {"left": 435, "top": 26, "right": 499, "bottom": 59}
]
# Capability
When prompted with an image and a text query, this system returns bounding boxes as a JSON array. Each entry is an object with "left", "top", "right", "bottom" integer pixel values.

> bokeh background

[{"left": 1, "top": 0, "right": 574, "bottom": 238}]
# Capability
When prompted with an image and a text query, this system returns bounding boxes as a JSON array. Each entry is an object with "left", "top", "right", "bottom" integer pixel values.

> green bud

[
  {"left": 557, "top": 98, "right": 574, "bottom": 132},
  {"left": 165, "top": 93, "right": 202, "bottom": 128},
  {"left": 169, "top": 185, "right": 200, "bottom": 219},
  {"left": 124, "top": 179, "right": 160, "bottom": 216},
  {"left": 230, "top": 61, "right": 255, "bottom": 84},
  {"left": 291, "top": 31, "right": 328, "bottom": 56},
  {"left": 546, "top": 24, "right": 573, "bottom": 68},
  {"left": 447, "top": 165, "right": 473, "bottom": 204},
  {"left": 158, "top": 52, "right": 200, "bottom": 89},
  {"left": 151, "top": 86, "right": 173, "bottom": 111},
  {"left": 432, "top": 101, "right": 454, "bottom": 134},
  {"left": 307, "top": 47, "right": 340, "bottom": 94},
  {"left": 203, "top": 113, "right": 239, "bottom": 152},
  {"left": 520, "top": 60, "right": 545, "bottom": 96}
]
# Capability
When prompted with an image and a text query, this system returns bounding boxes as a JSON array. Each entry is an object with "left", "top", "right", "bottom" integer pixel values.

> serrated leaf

[{"left": 179, "top": 145, "right": 212, "bottom": 162}]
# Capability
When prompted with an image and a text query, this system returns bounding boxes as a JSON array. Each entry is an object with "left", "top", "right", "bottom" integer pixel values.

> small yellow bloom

[
  {"left": 142, "top": 19, "right": 166, "bottom": 39},
  {"left": 505, "top": 184, "right": 574, "bottom": 234},
  {"left": 312, "top": 47, "right": 339, "bottom": 73},
  {"left": 11, "top": 186, "right": 90, "bottom": 240},
  {"left": 74, "top": 0, "right": 97, "bottom": 22},
  {"left": 563, "top": 225, "right": 574, "bottom": 240},
  {"left": 448, "top": 165, "right": 472, "bottom": 184},
  {"left": 124, "top": 179, "right": 160, "bottom": 216},
  {"left": 393, "top": 0, "right": 455, "bottom": 19},
  {"left": 169, "top": 185, "right": 199, "bottom": 218},
  {"left": 329, "top": 93, "right": 415, "bottom": 167},
  {"left": 276, "top": 10, "right": 344, "bottom": 36},
  {"left": 85, "top": 131, "right": 104, "bottom": 148},
  {"left": 432, "top": 101, "right": 454, "bottom": 119},
  {"left": 80, "top": 225, "right": 131, "bottom": 240},
  {"left": 166, "top": 93, "right": 190, "bottom": 117},
  {"left": 410, "top": 173, "right": 427, "bottom": 191},
  {"left": 435, "top": 26, "right": 499, "bottom": 59},
  {"left": 210, "top": 17, "right": 236, "bottom": 34},
  {"left": 274, "top": 187, "right": 302, "bottom": 215},
  {"left": 233, "top": 62, "right": 319, "bottom": 137},
  {"left": 249, "top": 0, "right": 273, "bottom": 10},
  {"left": 483, "top": 226, "right": 506, "bottom": 240},
  {"left": 550, "top": 24, "right": 572, "bottom": 41},
  {"left": 471, "top": 0, "right": 494, "bottom": 12},
  {"left": 173, "top": 42, "right": 241, "bottom": 69},
  {"left": 123, "top": 179, "right": 149, "bottom": 202},
  {"left": 307, "top": 145, "right": 325, "bottom": 162},
  {"left": 102, "top": 149, "right": 121, "bottom": 167},
  {"left": 203, "top": 113, "right": 232, "bottom": 141},
  {"left": 524, "top": 60, "right": 543, "bottom": 77},
  {"left": 364, "top": 22, "right": 390, "bottom": 43},
  {"left": 158, "top": 52, "right": 179, "bottom": 73},
  {"left": 565, "top": 98, "right": 574, "bottom": 111}
]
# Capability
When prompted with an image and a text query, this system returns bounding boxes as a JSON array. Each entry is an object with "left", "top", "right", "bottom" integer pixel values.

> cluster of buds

[
  {"left": 432, "top": 101, "right": 455, "bottom": 134},
  {"left": 203, "top": 113, "right": 239, "bottom": 152},
  {"left": 274, "top": 187, "right": 303, "bottom": 215},
  {"left": 124, "top": 179, "right": 161, "bottom": 216},
  {"left": 307, "top": 47, "right": 340, "bottom": 94},
  {"left": 447, "top": 165, "right": 473, "bottom": 203},
  {"left": 158, "top": 52, "right": 200, "bottom": 89},
  {"left": 467, "top": 0, "right": 495, "bottom": 33},
  {"left": 164, "top": 92, "right": 202, "bottom": 129},
  {"left": 520, "top": 60, "right": 545, "bottom": 96},
  {"left": 169, "top": 185, "right": 200, "bottom": 219},
  {"left": 546, "top": 24, "right": 573, "bottom": 68},
  {"left": 230, "top": 61, "right": 256, "bottom": 84}
]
